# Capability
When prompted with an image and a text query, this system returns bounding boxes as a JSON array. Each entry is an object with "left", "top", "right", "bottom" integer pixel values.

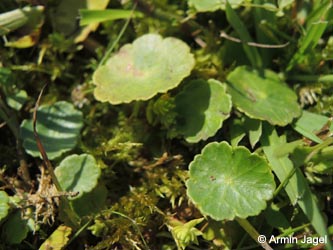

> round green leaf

[
  {"left": 175, "top": 79, "right": 231, "bottom": 143},
  {"left": 20, "top": 101, "right": 83, "bottom": 160},
  {"left": 55, "top": 154, "right": 101, "bottom": 196},
  {"left": 188, "top": 0, "right": 244, "bottom": 12},
  {"left": 93, "top": 34, "right": 195, "bottom": 104},
  {"left": 0, "top": 191, "right": 10, "bottom": 221},
  {"left": 226, "top": 66, "right": 301, "bottom": 126},
  {"left": 186, "top": 141, "right": 275, "bottom": 221}
]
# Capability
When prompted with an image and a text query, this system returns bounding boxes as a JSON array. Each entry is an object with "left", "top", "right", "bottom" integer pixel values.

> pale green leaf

[
  {"left": 93, "top": 34, "right": 195, "bottom": 104},
  {"left": 39, "top": 225, "right": 72, "bottom": 250}
]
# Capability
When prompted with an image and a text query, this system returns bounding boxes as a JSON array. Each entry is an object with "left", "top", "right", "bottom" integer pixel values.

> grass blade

[
  {"left": 225, "top": 1, "right": 262, "bottom": 68},
  {"left": 261, "top": 125, "right": 332, "bottom": 250},
  {"left": 287, "top": 0, "right": 333, "bottom": 71}
]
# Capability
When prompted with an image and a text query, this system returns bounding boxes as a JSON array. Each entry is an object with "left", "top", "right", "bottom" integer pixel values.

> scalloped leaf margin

[
  {"left": 226, "top": 66, "right": 301, "bottom": 126},
  {"left": 186, "top": 141, "right": 275, "bottom": 221},
  {"left": 93, "top": 33, "right": 195, "bottom": 104},
  {"left": 175, "top": 79, "right": 232, "bottom": 143}
]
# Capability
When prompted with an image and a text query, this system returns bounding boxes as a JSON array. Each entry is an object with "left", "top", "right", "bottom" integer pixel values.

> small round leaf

[
  {"left": 186, "top": 141, "right": 275, "bottom": 221},
  {"left": 175, "top": 79, "right": 231, "bottom": 143},
  {"left": 55, "top": 154, "right": 100, "bottom": 196},
  {"left": 93, "top": 34, "right": 195, "bottom": 104},
  {"left": 20, "top": 101, "right": 83, "bottom": 160},
  {"left": 226, "top": 66, "right": 301, "bottom": 126}
]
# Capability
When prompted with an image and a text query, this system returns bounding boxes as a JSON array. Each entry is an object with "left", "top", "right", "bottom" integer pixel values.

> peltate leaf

[
  {"left": 55, "top": 154, "right": 101, "bottom": 196},
  {"left": 93, "top": 34, "right": 195, "bottom": 104},
  {"left": 175, "top": 79, "right": 231, "bottom": 143},
  {"left": 20, "top": 101, "right": 83, "bottom": 160},
  {"left": 227, "top": 66, "right": 301, "bottom": 126},
  {"left": 186, "top": 141, "right": 275, "bottom": 221}
]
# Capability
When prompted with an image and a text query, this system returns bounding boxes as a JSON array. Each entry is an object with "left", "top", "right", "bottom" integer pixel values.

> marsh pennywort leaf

[
  {"left": 186, "top": 141, "right": 275, "bottom": 221},
  {"left": 93, "top": 34, "right": 195, "bottom": 104},
  {"left": 188, "top": 0, "right": 244, "bottom": 12},
  {"left": 55, "top": 154, "right": 100, "bottom": 196},
  {"left": 227, "top": 66, "right": 301, "bottom": 126},
  {"left": 175, "top": 79, "right": 231, "bottom": 143},
  {"left": 0, "top": 191, "right": 9, "bottom": 221},
  {"left": 20, "top": 101, "right": 83, "bottom": 160}
]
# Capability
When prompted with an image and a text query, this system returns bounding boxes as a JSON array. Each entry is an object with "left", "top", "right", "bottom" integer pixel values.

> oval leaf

[
  {"left": 188, "top": 0, "right": 244, "bottom": 12},
  {"left": 20, "top": 101, "right": 83, "bottom": 160},
  {"left": 175, "top": 79, "right": 231, "bottom": 143},
  {"left": 93, "top": 34, "right": 195, "bottom": 104},
  {"left": 227, "top": 66, "right": 301, "bottom": 126},
  {"left": 55, "top": 154, "right": 101, "bottom": 196},
  {"left": 186, "top": 141, "right": 275, "bottom": 221}
]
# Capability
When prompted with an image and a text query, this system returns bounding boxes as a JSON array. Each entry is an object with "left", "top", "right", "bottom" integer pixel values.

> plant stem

[
  {"left": 235, "top": 217, "right": 273, "bottom": 250},
  {"left": 33, "top": 85, "right": 80, "bottom": 229},
  {"left": 273, "top": 166, "right": 297, "bottom": 198}
]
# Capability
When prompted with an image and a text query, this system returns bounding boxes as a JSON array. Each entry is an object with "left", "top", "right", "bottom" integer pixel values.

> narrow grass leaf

[
  {"left": 225, "top": 1, "right": 262, "bottom": 68},
  {"left": 261, "top": 125, "right": 332, "bottom": 250},
  {"left": 287, "top": 0, "right": 333, "bottom": 70}
]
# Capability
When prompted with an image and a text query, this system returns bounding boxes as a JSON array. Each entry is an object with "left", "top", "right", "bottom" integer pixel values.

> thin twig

[
  {"left": 33, "top": 85, "right": 81, "bottom": 229},
  {"left": 33, "top": 84, "right": 62, "bottom": 192},
  {"left": 220, "top": 31, "right": 289, "bottom": 48}
]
